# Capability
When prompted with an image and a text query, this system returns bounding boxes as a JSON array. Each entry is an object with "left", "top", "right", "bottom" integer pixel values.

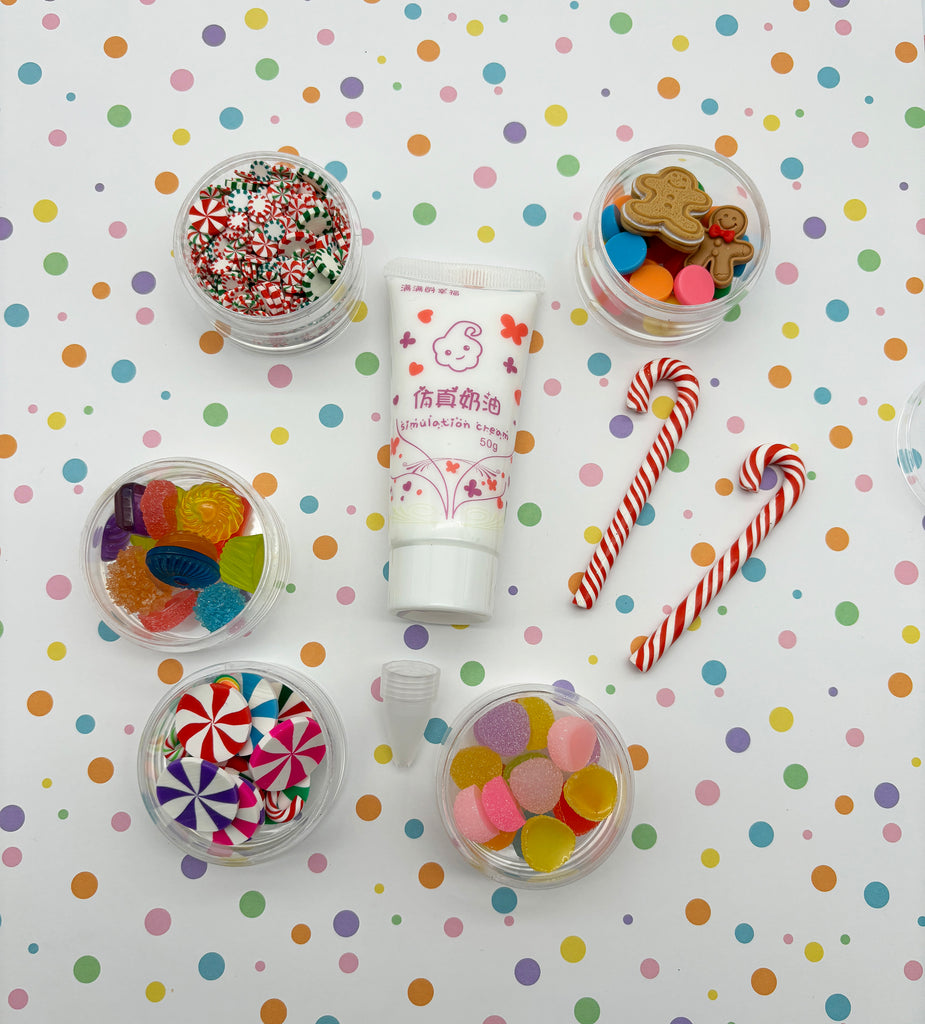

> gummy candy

[
  {"left": 101, "top": 514, "right": 131, "bottom": 561},
  {"left": 520, "top": 815, "right": 576, "bottom": 873},
  {"left": 480, "top": 775, "right": 526, "bottom": 833},
  {"left": 176, "top": 482, "right": 245, "bottom": 545},
  {"left": 219, "top": 533, "right": 265, "bottom": 591},
  {"left": 472, "top": 700, "right": 530, "bottom": 759},
  {"left": 194, "top": 581, "right": 247, "bottom": 632},
  {"left": 508, "top": 755, "right": 563, "bottom": 814},
  {"left": 501, "top": 751, "right": 545, "bottom": 781},
  {"left": 105, "top": 545, "right": 173, "bottom": 615},
  {"left": 114, "top": 482, "right": 148, "bottom": 534},
  {"left": 156, "top": 531, "right": 219, "bottom": 560},
  {"left": 146, "top": 545, "right": 221, "bottom": 589},
  {"left": 481, "top": 829, "right": 516, "bottom": 851},
  {"left": 516, "top": 696, "right": 555, "bottom": 751},
  {"left": 553, "top": 791, "right": 599, "bottom": 837},
  {"left": 562, "top": 764, "right": 618, "bottom": 822},
  {"left": 140, "top": 479, "right": 181, "bottom": 539},
  {"left": 449, "top": 745, "right": 503, "bottom": 790},
  {"left": 453, "top": 784, "right": 498, "bottom": 843},
  {"left": 139, "top": 590, "right": 198, "bottom": 632},
  {"left": 546, "top": 716, "right": 598, "bottom": 773}
]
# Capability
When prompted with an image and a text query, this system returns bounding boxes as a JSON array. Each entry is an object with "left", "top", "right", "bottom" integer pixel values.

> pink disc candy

[
  {"left": 480, "top": 775, "right": 526, "bottom": 833},
  {"left": 546, "top": 716, "right": 598, "bottom": 773},
  {"left": 473, "top": 700, "right": 531, "bottom": 760},
  {"left": 155, "top": 757, "right": 239, "bottom": 832},
  {"left": 212, "top": 776, "right": 265, "bottom": 846},
  {"left": 174, "top": 682, "right": 252, "bottom": 764},
  {"left": 672, "top": 263, "right": 715, "bottom": 305},
  {"left": 248, "top": 715, "right": 326, "bottom": 791},
  {"left": 508, "top": 755, "right": 564, "bottom": 814},
  {"left": 453, "top": 784, "right": 499, "bottom": 844}
]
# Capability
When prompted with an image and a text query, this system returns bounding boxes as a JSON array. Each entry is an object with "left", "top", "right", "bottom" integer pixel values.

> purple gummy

[
  {"left": 473, "top": 700, "right": 531, "bottom": 759},
  {"left": 194, "top": 581, "right": 246, "bottom": 632},
  {"left": 114, "top": 482, "right": 148, "bottom": 535},
  {"left": 101, "top": 514, "right": 131, "bottom": 560}
]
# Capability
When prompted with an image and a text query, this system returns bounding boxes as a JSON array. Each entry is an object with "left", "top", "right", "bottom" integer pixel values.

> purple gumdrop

[
  {"left": 114, "top": 482, "right": 148, "bottom": 535},
  {"left": 473, "top": 700, "right": 531, "bottom": 759},
  {"left": 101, "top": 514, "right": 131, "bottom": 560}
]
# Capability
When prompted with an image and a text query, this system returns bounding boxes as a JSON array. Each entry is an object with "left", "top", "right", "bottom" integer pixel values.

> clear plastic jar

[
  {"left": 576, "top": 144, "right": 770, "bottom": 345},
  {"left": 172, "top": 150, "right": 365, "bottom": 353},
  {"left": 897, "top": 379, "right": 925, "bottom": 505}
]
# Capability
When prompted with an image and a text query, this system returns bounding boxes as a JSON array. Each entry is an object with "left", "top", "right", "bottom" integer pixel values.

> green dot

[
  {"left": 73, "top": 955, "right": 101, "bottom": 983},
  {"left": 43, "top": 252, "right": 68, "bottom": 275},
  {"left": 355, "top": 351, "right": 380, "bottom": 376},
  {"left": 840, "top": 934, "right": 850, "bottom": 945},
  {"left": 724, "top": 304, "right": 742, "bottom": 322},
  {"left": 83, "top": 405, "right": 94, "bottom": 415},
  {"left": 58, "top": 809, "right": 68, "bottom": 819},
  {"left": 285, "top": 583, "right": 296, "bottom": 594},
  {"left": 412, "top": 202, "right": 436, "bottom": 225},
  {"left": 904, "top": 106, "right": 925, "bottom": 129},
  {"left": 107, "top": 104, "right": 132, "bottom": 127},
  {"left": 666, "top": 448, "right": 689, "bottom": 472},
  {"left": 499, "top": 13, "right": 508, "bottom": 23},
  {"left": 392, "top": 81, "right": 402, "bottom": 91},
  {"left": 795, "top": 108, "right": 805, "bottom": 118},
  {"left": 460, "top": 660, "right": 485, "bottom": 686},
  {"left": 239, "top": 890, "right": 266, "bottom": 918},
  {"left": 631, "top": 823, "right": 657, "bottom": 850},
  {"left": 517, "top": 502, "right": 542, "bottom": 526},
  {"left": 835, "top": 601, "right": 859, "bottom": 626},
  {"left": 255, "top": 58, "right": 279, "bottom": 80},
  {"left": 783, "top": 763, "right": 808, "bottom": 790},
  {"left": 807, "top": 470, "right": 816, "bottom": 481},
  {"left": 556, "top": 154, "right": 580, "bottom": 177},
  {"left": 391, "top": 914, "right": 402, "bottom": 925},
  {"left": 857, "top": 249, "right": 881, "bottom": 271},
  {"left": 203, "top": 402, "right": 229, "bottom": 426},
  {"left": 574, "top": 997, "right": 601, "bottom": 1024},
  {"left": 717, "top": 605, "right": 727, "bottom": 615},
  {"left": 609, "top": 12, "right": 633, "bottom": 34},
  {"left": 605, "top": 684, "right": 616, "bottom": 695}
]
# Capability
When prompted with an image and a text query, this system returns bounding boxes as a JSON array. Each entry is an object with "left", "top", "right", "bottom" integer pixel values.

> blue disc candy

[
  {"left": 605, "top": 231, "right": 648, "bottom": 275},
  {"left": 601, "top": 204, "right": 621, "bottom": 242}
]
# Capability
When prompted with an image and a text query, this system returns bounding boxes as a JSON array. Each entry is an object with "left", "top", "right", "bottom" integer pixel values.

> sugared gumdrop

[
  {"left": 516, "top": 696, "right": 555, "bottom": 751},
  {"left": 453, "top": 784, "right": 499, "bottom": 844},
  {"left": 481, "top": 775, "right": 526, "bottom": 833},
  {"left": 508, "top": 755, "right": 563, "bottom": 814},
  {"left": 449, "top": 745, "right": 503, "bottom": 790},
  {"left": 139, "top": 590, "right": 198, "bottom": 632},
  {"left": 194, "top": 581, "right": 246, "bottom": 632},
  {"left": 553, "top": 790, "right": 599, "bottom": 837},
  {"left": 547, "top": 715, "right": 598, "bottom": 773},
  {"left": 139, "top": 479, "right": 181, "bottom": 539},
  {"left": 104, "top": 545, "right": 173, "bottom": 615},
  {"left": 472, "top": 700, "right": 530, "bottom": 759}
]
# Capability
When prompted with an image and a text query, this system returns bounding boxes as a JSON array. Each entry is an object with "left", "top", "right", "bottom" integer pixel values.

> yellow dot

[
  {"left": 878, "top": 404, "right": 895, "bottom": 422},
  {"left": 782, "top": 321, "right": 800, "bottom": 338},
  {"left": 651, "top": 395, "right": 675, "bottom": 420},
  {"left": 366, "top": 512, "right": 385, "bottom": 531},
  {"left": 47, "top": 411, "right": 66, "bottom": 430},
  {"left": 46, "top": 642, "right": 67, "bottom": 661},
  {"left": 377, "top": 55, "right": 387, "bottom": 64},
  {"left": 172, "top": 128, "right": 190, "bottom": 145},
  {"left": 41, "top": 778, "right": 52, "bottom": 789},
  {"left": 902, "top": 625, "right": 920, "bottom": 644},
  {"left": 804, "top": 942, "right": 824, "bottom": 963},
  {"left": 33, "top": 199, "right": 58, "bottom": 222},
  {"left": 570, "top": 308, "right": 588, "bottom": 326},
  {"left": 672, "top": 35, "right": 689, "bottom": 51},
  {"left": 688, "top": 615, "right": 703, "bottom": 632},
  {"left": 912, "top": 757, "right": 921, "bottom": 767},
  {"left": 270, "top": 426, "right": 290, "bottom": 445},
  {"left": 145, "top": 982, "right": 166, "bottom": 1003},
  {"left": 701, "top": 848, "right": 721, "bottom": 868},
  {"left": 545, "top": 104, "right": 568, "bottom": 126},
  {"left": 244, "top": 7, "right": 268, "bottom": 29},
  {"left": 583, "top": 525, "right": 603, "bottom": 545},
  {"left": 466, "top": 19, "right": 483, "bottom": 35},
  {"left": 843, "top": 199, "right": 867, "bottom": 221},
  {"left": 374, "top": 744, "right": 392, "bottom": 764},
  {"left": 477, "top": 225, "right": 495, "bottom": 243},
  {"left": 351, "top": 300, "right": 368, "bottom": 323},
  {"left": 708, "top": 990, "right": 718, "bottom": 1001},
  {"left": 560, "top": 935, "right": 587, "bottom": 962},
  {"left": 763, "top": 114, "right": 781, "bottom": 131},
  {"left": 374, "top": 882, "right": 385, "bottom": 893},
  {"left": 588, "top": 654, "right": 598, "bottom": 665},
  {"left": 769, "top": 706, "right": 793, "bottom": 732}
]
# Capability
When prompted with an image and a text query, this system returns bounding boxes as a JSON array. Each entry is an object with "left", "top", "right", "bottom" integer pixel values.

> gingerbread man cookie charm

[
  {"left": 620, "top": 167, "right": 713, "bottom": 252},
  {"left": 684, "top": 205, "right": 754, "bottom": 289}
]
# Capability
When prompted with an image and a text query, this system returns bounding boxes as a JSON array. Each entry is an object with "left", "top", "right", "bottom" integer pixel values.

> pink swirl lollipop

[
  {"left": 212, "top": 776, "right": 265, "bottom": 846},
  {"left": 174, "top": 682, "right": 251, "bottom": 764},
  {"left": 248, "top": 715, "right": 326, "bottom": 791}
]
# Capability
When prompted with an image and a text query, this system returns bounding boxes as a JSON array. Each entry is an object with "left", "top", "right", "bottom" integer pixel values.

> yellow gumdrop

[
  {"left": 563, "top": 764, "right": 618, "bottom": 821},
  {"left": 516, "top": 696, "right": 555, "bottom": 750},
  {"left": 520, "top": 815, "right": 576, "bottom": 872},
  {"left": 449, "top": 745, "right": 503, "bottom": 789}
]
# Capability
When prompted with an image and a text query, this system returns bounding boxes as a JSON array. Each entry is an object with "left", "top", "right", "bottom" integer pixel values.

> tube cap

[
  {"left": 381, "top": 660, "right": 441, "bottom": 768},
  {"left": 388, "top": 543, "right": 497, "bottom": 625}
]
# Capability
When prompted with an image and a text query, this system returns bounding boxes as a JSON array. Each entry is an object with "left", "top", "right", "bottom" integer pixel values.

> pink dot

[
  {"left": 13, "top": 486, "right": 33, "bottom": 503},
  {"left": 894, "top": 560, "right": 919, "bottom": 584},
  {"left": 855, "top": 474, "right": 873, "bottom": 492},
  {"left": 361, "top": 227, "right": 374, "bottom": 246},
  {"left": 551, "top": 301, "right": 561, "bottom": 310},
  {"left": 543, "top": 378, "right": 562, "bottom": 396},
  {"left": 904, "top": 960, "right": 923, "bottom": 981},
  {"left": 473, "top": 166, "right": 498, "bottom": 189},
  {"left": 136, "top": 308, "right": 154, "bottom": 325},
  {"left": 744, "top": 107, "right": 754, "bottom": 117},
  {"left": 883, "top": 823, "right": 902, "bottom": 843},
  {"left": 835, "top": 19, "right": 852, "bottom": 35},
  {"left": 555, "top": 37, "right": 573, "bottom": 53},
  {"left": 599, "top": 378, "right": 609, "bottom": 387},
  {"left": 447, "top": 12, "right": 457, "bottom": 21},
  {"left": 346, "top": 111, "right": 364, "bottom": 128},
  {"left": 28, "top": 405, "right": 37, "bottom": 414},
  {"left": 683, "top": 509, "right": 693, "bottom": 520},
  {"left": 875, "top": 307, "right": 885, "bottom": 316},
  {"left": 775, "top": 262, "right": 799, "bottom": 285},
  {"left": 111, "top": 811, "right": 132, "bottom": 832},
  {"left": 579, "top": 463, "right": 603, "bottom": 486},
  {"left": 371, "top": 412, "right": 381, "bottom": 422},
  {"left": 524, "top": 626, "right": 543, "bottom": 645},
  {"left": 778, "top": 630, "right": 797, "bottom": 649},
  {"left": 8, "top": 990, "right": 28, "bottom": 1010},
  {"left": 714, "top": 687, "right": 724, "bottom": 697},
  {"left": 339, "top": 953, "right": 359, "bottom": 973},
  {"left": 440, "top": 86, "right": 457, "bottom": 102},
  {"left": 695, "top": 780, "right": 720, "bottom": 806},
  {"left": 142, "top": 430, "right": 161, "bottom": 448},
  {"left": 504, "top": 915, "right": 514, "bottom": 926},
  {"left": 46, "top": 574, "right": 72, "bottom": 600},
  {"left": 444, "top": 917, "right": 464, "bottom": 937},
  {"left": 169, "top": 69, "right": 194, "bottom": 91},
  {"left": 317, "top": 28, "right": 334, "bottom": 45},
  {"left": 48, "top": 130, "right": 67, "bottom": 147},
  {"left": 109, "top": 221, "right": 127, "bottom": 239},
  {"left": 656, "top": 688, "right": 675, "bottom": 708},
  {"left": 493, "top": 86, "right": 502, "bottom": 95},
  {"left": 803, "top": 829, "right": 813, "bottom": 839},
  {"left": 857, "top": 396, "right": 868, "bottom": 406},
  {"left": 851, "top": 131, "right": 869, "bottom": 148},
  {"left": 845, "top": 728, "right": 864, "bottom": 747},
  {"left": 336, "top": 586, "right": 356, "bottom": 606},
  {"left": 346, "top": 505, "right": 356, "bottom": 515},
  {"left": 783, "top": 933, "right": 794, "bottom": 945},
  {"left": 640, "top": 958, "right": 660, "bottom": 979},
  {"left": 42, "top": 13, "right": 60, "bottom": 28},
  {"left": 792, "top": 181, "right": 802, "bottom": 191},
  {"left": 74, "top": 485, "right": 83, "bottom": 495},
  {"left": 57, "top": 312, "right": 67, "bottom": 321},
  {"left": 370, "top": 675, "right": 382, "bottom": 702},
  {"left": 764, "top": 22, "right": 773, "bottom": 30},
  {"left": 616, "top": 125, "right": 634, "bottom": 142},
  {"left": 916, "top": 218, "right": 925, "bottom": 235},
  {"left": 144, "top": 908, "right": 172, "bottom": 935},
  {"left": 726, "top": 415, "right": 745, "bottom": 434},
  {"left": 123, "top": 724, "right": 134, "bottom": 735},
  {"left": 2, "top": 847, "right": 22, "bottom": 867},
  {"left": 270, "top": 115, "right": 280, "bottom": 125},
  {"left": 307, "top": 853, "right": 327, "bottom": 873},
  {"left": 268, "top": 364, "right": 292, "bottom": 388},
  {"left": 255, "top": 961, "right": 266, "bottom": 972}
]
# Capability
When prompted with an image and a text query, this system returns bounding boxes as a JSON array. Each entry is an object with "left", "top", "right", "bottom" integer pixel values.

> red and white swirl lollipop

[
  {"left": 248, "top": 715, "right": 326, "bottom": 791},
  {"left": 263, "top": 789, "right": 304, "bottom": 823},
  {"left": 212, "top": 776, "right": 265, "bottom": 846},
  {"left": 174, "top": 681, "right": 251, "bottom": 764}
]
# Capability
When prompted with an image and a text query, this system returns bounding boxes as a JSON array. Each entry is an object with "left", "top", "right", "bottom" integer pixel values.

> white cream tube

[{"left": 384, "top": 258, "right": 545, "bottom": 625}]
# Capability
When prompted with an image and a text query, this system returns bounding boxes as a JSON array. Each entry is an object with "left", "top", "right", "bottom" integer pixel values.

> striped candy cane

[
  {"left": 572, "top": 358, "right": 700, "bottom": 610},
  {"left": 630, "top": 443, "right": 807, "bottom": 673}
]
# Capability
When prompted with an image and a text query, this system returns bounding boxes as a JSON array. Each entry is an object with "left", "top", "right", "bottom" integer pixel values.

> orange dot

[
  {"left": 27, "top": 690, "right": 53, "bottom": 716},
  {"left": 793, "top": 0, "right": 809, "bottom": 10},
  {"left": 906, "top": 277, "right": 923, "bottom": 294},
  {"left": 199, "top": 330, "right": 224, "bottom": 354},
  {"left": 811, "top": 864, "right": 837, "bottom": 892},
  {"left": 715, "top": 477, "right": 734, "bottom": 496},
  {"left": 751, "top": 968, "right": 777, "bottom": 995},
  {"left": 407, "top": 134, "right": 431, "bottom": 156},
  {"left": 103, "top": 36, "right": 128, "bottom": 58},
  {"left": 312, "top": 535, "right": 338, "bottom": 560},
  {"left": 0, "top": 0, "right": 18, "bottom": 6},
  {"left": 356, "top": 794, "right": 382, "bottom": 821},
  {"left": 260, "top": 999, "right": 288, "bottom": 1024},
  {"left": 657, "top": 77, "right": 681, "bottom": 99},
  {"left": 91, "top": 282, "right": 111, "bottom": 299},
  {"left": 416, "top": 39, "right": 440, "bottom": 61},
  {"left": 628, "top": 744, "right": 649, "bottom": 770},
  {"left": 768, "top": 365, "right": 792, "bottom": 388},
  {"left": 771, "top": 51, "right": 794, "bottom": 74},
  {"left": 685, "top": 898, "right": 711, "bottom": 925},
  {"left": 691, "top": 542, "right": 716, "bottom": 567},
  {"left": 884, "top": 337, "right": 907, "bottom": 361},
  {"left": 529, "top": 330, "right": 544, "bottom": 354},
  {"left": 567, "top": 571, "right": 585, "bottom": 595},
  {"left": 87, "top": 757, "right": 114, "bottom": 784},
  {"left": 70, "top": 871, "right": 99, "bottom": 899},
  {"left": 290, "top": 924, "right": 311, "bottom": 944},
  {"left": 515, "top": 430, "right": 535, "bottom": 454},
  {"left": 715, "top": 135, "right": 738, "bottom": 157},
  {"left": 834, "top": 795, "right": 854, "bottom": 815},
  {"left": 302, "top": 86, "right": 321, "bottom": 103},
  {"left": 377, "top": 443, "right": 391, "bottom": 469},
  {"left": 888, "top": 672, "right": 913, "bottom": 697},
  {"left": 895, "top": 41, "right": 918, "bottom": 63},
  {"left": 829, "top": 425, "right": 853, "bottom": 449},
  {"left": 154, "top": 171, "right": 179, "bottom": 195},
  {"left": 629, "top": 634, "right": 646, "bottom": 654},
  {"left": 61, "top": 344, "right": 87, "bottom": 368},
  {"left": 825, "top": 527, "right": 849, "bottom": 551},
  {"left": 252, "top": 472, "right": 278, "bottom": 497},
  {"left": 300, "top": 642, "right": 326, "bottom": 668},
  {"left": 277, "top": 146, "right": 299, "bottom": 157},
  {"left": 408, "top": 978, "right": 434, "bottom": 1007},
  {"left": 418, "top": 862, "right": 445, "bottom": 889}
]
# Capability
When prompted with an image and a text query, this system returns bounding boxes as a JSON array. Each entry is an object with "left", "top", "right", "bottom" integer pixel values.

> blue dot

[
  {"left": 97, "top": 621, "right": 120, "bottom": 642},
  {"left": 701, "top": 98, "right": 719, "bottom": 115},
  {"left": 325, "top": 160, "right": 348, "bottom": 182},
  {"left": 424, "top": 717, "right": 449, "bottom": 744},
  {"left": 818, "top": 66, "right": 841, "bottom": 88},
  {"left": 111, "top": 359, "right": 137, "bottom": 383},
  {"left": 522, "top": 204, "right": 547, "bottom": 226},
  {"left": 748, "top": 821, "right": 774, "bottom": 847},
  {"left": 197, "top": 952, "right": 225, "bottom": 980},
  {"left": 404, "top": 3, "right": 422, "bottom": 17},
  {"left": 715, "top": 15, "right": 739, "bottom": 35},
  {"left": 404, "top": 818, "right": 424, "bottom": 838},
  {"left": 18, "top": 62, "right": 43, "bottom": 85},
  {"left": 780, "top": 157, "right": 804, "bottom": 180},
  {"left": 300, "top": 495, "right": 319, "bottom": 514},
  {"left": 319, "top": 403, "right": 344, "bottom": 427},
  {"left": 587, "top": 352, "right": 612, "bottom": 377},
  {"left": 75, "top": 715, "right": 96, "bottom": 735},
  {"left": 734, "top": 923, "right": 754, "bottom": 943},
  {"left": 4, "top": 303, "right": 29, "bottom": 327},
  {"left": 917, "top": 916, "right": 925, "bottom": 927},
  {"left": 615, "top": 594, "right": 634, "bottom": 614},
  {"left": 491, "top": 887, "right": 518, "bottom": 914},
  {"left": 793, "top": 589, "right": 803, "bottom": 599},
  {"left": 482, "top": 62, "right": 506, "bottom": 85},
  {"left": 371, "top": 190, "right": 381, "bottom": 200},
  {"left": 218, "top": 106, "right": 243, "bottom": 129},
  {"left": 863, "top": 881, "right": 889, "bottom": 909},
  {"left": 62, "top": 458, "right": 88, "bottom": 483},
  {"left": 826, "top": 299, "right": 849, "bottom": 322},
  {"left": 66, "top": 92, "right": 76, "bottom": 102},
  {"left": 864, "top": 95, "right": 873, "bottom": 104},
  {"left": 814, "top": 387, "right": 832, "bottom": 404},
  {"left": 637, "top": 503, "right": 655, "bottom": 526},
  {"left": 742, "top": 557, "right": 766, "bottom": 582},
  {"left": 701, "top": 660, "right": 727, "bottom": 686},
  {"left": 824, "top": 994, "right": 851, "bottom": 1021},
  {"left": 161, "top": 391, "right": 171, "bottom": 400},
  {"left": 28, "top": 942, "right": 39, "bottom": 954},
  {"left": 316, "top": 1017, "right": 341, "bottom": 1024}
]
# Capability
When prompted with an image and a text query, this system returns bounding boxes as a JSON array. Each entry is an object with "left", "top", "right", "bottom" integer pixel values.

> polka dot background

[{"left": 1, "top": 1, "right": 923, "bottom": 1021}]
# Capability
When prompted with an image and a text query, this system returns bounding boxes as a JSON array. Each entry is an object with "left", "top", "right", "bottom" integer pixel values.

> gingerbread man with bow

[{"left": 684, "top": 205, "right": 754, "bottom": 289}]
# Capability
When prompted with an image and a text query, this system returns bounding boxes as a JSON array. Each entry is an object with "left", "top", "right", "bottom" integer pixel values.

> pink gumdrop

[
  {"left": 453, "top": 784, "right": 499, "bottom": 843},
  {"left": 546, "top": 716, "right": 597, "bottom": 772},
  {"left": 673, "top": 264, "right": 715, "bottom": 305},
  {"left": 508, "top": 756, "right": 563, "bottom": 814},
  {"left": 472, "top": 700, "right": 530, "bottom": 759},
  {"left": 481, "top": 775, "right": 526, "bottom": 833}
]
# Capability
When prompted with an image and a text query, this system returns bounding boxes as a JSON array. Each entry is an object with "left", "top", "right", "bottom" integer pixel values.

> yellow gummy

[
  {"left": 520, "top": 815, "right": 576, "bottom": 872},
  {"left": 563, "top": 764, "right": 618, "bottom": 822},
  {"left": 516, "top": 697, "right": 555, "bottom": 750},
  {"left": 449, "top": 745, "right": 503, "bottom": 790}
]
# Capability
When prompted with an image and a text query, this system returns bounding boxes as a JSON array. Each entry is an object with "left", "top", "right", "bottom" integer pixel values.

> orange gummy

[
  {"left": 104, "top": 545, "right": 173, "bottom": 615},
  {"left": 139, "top": 480, "right": 181, "bottom": 539}
]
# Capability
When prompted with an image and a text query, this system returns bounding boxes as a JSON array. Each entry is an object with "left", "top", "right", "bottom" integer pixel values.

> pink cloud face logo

[{"left": 433, "top": 320, "right": 483, "bottom": 372}]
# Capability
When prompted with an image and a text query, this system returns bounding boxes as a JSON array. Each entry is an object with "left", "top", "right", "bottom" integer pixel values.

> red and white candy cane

[
  {"left": 572, "top": 358, "right": 700, "bottom": 610},
  {"left": 630, "top": 443, "right": 807, "bottom": 673}
]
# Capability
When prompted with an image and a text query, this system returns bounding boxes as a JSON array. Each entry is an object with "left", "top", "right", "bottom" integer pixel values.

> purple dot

[
  {"left": 803, "top": 216, "right": 827, "bottom": 239},
  {"left": 725, "top": 727, "right": 751, "bottom": 753},
  {"left": 609, "top": 414, "right": 634, "bottom": 439},
  {"left": 623, "top": 914, "right": 633, "bottom": 924},
  {"left": 180, "top": 855, "right": 207, "bottom": 879},
  {"left": 340, "top": 77, "right": 364, "bottom": 99},
  {"left": 131, "top": 271, "right": 156, "bottom": 294},
  {"left": 503, "top": 121, "right": 527, "bottom": 143},
  {"left": 0, "top": 804, "right": 25, "bottom": 831},
  {"left": 670, "top": 1019, "right": 694, "bottom": 1024},
  {"left": 552, "top": 678, "right": 575, "bottom": 694},
  {"left": 0, "top": 217, "right": 12, "bottom": 240},
  {"left": 828, "top": 0, "right": 849, "bottom": 6},
  {"left": 829, "top": 686, "right": 838, "bottom": 696},
  {"left": 874, "top": 782, "right": 899, "bottom": 808},
  {"left": 403, "top": 624, "right": 429, "bottom": 650},
  {"left": 94, "top": 183, "right": 105, "bottom": 193},
  {"left": 514, "top": 957, "right": 541, "bottom": 985},
  {"left": 333, "top": 909, "right": 360, "bottom": 937},
  {"left": 202, "top": 24, "right": 226, "bottom": 46},
  {"left": 900, "top": 182, "right": 909, "bottom": 191}
]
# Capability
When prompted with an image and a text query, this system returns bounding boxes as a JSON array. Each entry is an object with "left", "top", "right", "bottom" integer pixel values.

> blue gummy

[
  {"left": 605, "top": 231, "right": 648, "bottom": 275},
  {"left": 194, "top": 581, "right": 246, "bottom": 632},
  {"left": 601, "top": 204, "right": 621, "bottom": 242}
]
